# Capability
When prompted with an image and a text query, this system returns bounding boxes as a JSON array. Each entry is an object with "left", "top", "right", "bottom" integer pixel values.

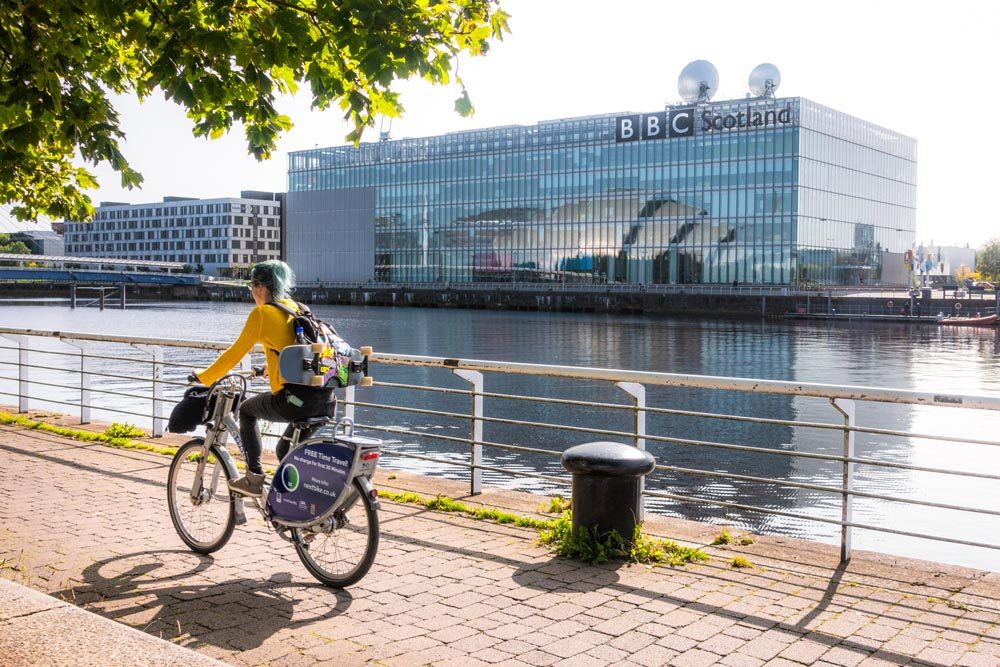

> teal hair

[{"left": 250, "top": 260, "right": 295, "bottom": 299}]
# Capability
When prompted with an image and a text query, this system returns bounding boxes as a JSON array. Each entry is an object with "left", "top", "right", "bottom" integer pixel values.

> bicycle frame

[
  {"left": 187, "top": 373, "right": 381, "bottom": 535},
  {"left": 189, "top": 376, "right": 248, "bottom": 525}
]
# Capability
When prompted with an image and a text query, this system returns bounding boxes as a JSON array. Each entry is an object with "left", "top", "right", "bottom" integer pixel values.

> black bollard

[{"left": 561, "top": 441, "right": 655, "bottom": 545}]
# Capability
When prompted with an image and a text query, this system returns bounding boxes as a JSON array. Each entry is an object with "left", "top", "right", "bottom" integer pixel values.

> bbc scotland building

[{"left": 285, "top": 95, "right": 916, "bottom": 287}]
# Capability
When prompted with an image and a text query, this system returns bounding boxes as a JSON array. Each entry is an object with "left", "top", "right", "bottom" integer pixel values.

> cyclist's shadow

[{"left": 50, "top": 549, "right": 353, "bottom": 650}]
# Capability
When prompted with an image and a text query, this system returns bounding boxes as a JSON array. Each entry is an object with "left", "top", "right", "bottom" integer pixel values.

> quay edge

[{"left": 1, "top": 282, "right": 997, "bottom": 320}]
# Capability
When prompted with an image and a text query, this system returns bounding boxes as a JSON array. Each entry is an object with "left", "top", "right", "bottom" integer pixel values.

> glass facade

[{"left": 287, "top": 97, "right": 916, "bottom": 286}]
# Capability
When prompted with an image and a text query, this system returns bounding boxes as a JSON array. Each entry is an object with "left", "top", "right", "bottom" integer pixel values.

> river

[{"left": 2, "top": 298, "right": 999, "bottom": 570}]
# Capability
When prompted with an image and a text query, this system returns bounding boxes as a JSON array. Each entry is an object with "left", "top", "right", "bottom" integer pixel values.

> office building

[
  {"left": 285, "top": 95, "right": 916, "bottom": 286},
  {"left": 10, "top": 228, "right": 64, "bottom": 256},
  {"left": 64, "top": 192, "right": 282, "bottom": 277}
]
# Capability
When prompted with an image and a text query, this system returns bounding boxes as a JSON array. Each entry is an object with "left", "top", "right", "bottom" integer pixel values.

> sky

[{"left": 19, "top": 0, "right": 998, "bottom": 246}]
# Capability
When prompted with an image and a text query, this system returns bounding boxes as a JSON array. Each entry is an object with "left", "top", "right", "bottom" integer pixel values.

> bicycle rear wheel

[
  {"left": 293, "top": 478, "right": 379, "bottom": 587},
  {"left": 167, "top": 438, "right": 236, "bottom": 554}
]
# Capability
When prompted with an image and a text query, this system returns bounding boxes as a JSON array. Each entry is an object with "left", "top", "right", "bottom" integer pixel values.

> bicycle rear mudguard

[{"left": 266, "top": 433, "right": 381, "bottom": 529}]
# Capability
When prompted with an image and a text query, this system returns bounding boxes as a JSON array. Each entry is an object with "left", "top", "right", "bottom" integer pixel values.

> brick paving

[{"left": 3, "top": 418, "right": 1000, "bottom": 666}]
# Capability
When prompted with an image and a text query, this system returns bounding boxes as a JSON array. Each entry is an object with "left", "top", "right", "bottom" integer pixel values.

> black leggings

[{"left": 238, "top": 386, "right": 336, "bottom": 473}]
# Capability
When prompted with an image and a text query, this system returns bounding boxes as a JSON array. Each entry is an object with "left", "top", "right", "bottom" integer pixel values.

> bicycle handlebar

[{"left": 188, "top": 367, "right": 264, "bottom": 385}]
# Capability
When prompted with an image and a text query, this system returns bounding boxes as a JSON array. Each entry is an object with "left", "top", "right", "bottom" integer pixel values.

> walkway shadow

[
  {"left": 794, "top": 560, "right": 847, "bottom": 630},
  {"left": 50, "top": 549, "right": 353, "bottom": 651},
  {"left": 512, "top": 555, "right": 620, "bottom": 592}
]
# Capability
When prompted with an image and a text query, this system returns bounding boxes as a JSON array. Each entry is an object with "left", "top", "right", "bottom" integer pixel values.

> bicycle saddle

[{"left": 292, "top": 416, "right": 331, "bottom": 430}]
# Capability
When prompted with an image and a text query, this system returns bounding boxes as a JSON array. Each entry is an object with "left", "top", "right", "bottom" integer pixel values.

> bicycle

[{"left": 166, "top": 368, "right": 382, "bottom": 587}]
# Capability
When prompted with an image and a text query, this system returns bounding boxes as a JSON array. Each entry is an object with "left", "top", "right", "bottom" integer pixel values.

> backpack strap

[
  {"left": 266, "top": 300, "right": 302, "bottom": 317},
  {"left": 265, "top": 300, "right": 304, "bottom": 355}
]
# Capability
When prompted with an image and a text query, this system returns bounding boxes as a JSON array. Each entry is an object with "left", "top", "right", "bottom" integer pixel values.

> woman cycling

[{"left": 194, "top": 260, "right": 336, "bottom": 497}]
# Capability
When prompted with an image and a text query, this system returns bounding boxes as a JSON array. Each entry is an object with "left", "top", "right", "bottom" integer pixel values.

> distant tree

[
  {"left": 0, "top": 1, "right": 510, "bottom": 222},
  {"left": 977, "top": 238, "right": 1000, "bottom": 282},
  {"left": 0, "top": 233, "right": 31, "bottom": 254}
]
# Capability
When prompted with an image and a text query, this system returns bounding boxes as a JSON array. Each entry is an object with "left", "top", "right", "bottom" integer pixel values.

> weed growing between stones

[
  {"left": 378, "top": 491, "right": 553, "bottom": 530},
  {"left": 712, "top": 529, "right": 734, "bottom": 546},
  {"left": 538, "top": 512, "right": 708, "bottom": 566},
  {"left": 712, "top": 529, "right": 755, "bottom": 547},
  {"left": 103, "top": 422, "right": 146, "bottom": 439},
  {"left": 0, "top": 412, "right": 176, "bottom": 456},
  {"left": 730, "top": 556, "right": 754, "bottom": 569},
  {"left": 544, "top": 495, "right": 571, "bottom": 513}
]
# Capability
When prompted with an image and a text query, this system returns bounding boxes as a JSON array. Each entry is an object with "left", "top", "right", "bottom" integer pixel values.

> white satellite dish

[
  {"left": 748, "top": 63, "right": 781, "bottom": 98},
  {"left": 678, "top": 60, "right": 719, "bottom": 104}
]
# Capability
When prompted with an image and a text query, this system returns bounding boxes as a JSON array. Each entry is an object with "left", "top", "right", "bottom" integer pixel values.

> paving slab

[
  {"left": 3, "top": 412, "right": 1000, "bottom": 667},
  {"left": 0, "top": 578, "right": 226, "bottom": 666}
]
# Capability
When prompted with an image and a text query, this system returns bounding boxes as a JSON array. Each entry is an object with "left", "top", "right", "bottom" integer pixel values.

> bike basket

[{"left": 167, "top": 385, "right": 212, "bottom": 433}]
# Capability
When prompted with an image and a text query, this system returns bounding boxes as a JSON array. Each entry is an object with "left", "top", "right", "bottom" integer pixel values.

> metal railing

[{"left": 2, "top": 326, "right": 1000, "bottom": 566}]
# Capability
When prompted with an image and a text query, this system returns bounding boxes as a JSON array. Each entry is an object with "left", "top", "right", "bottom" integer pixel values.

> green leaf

[
  {"left": 0, "top": 0, "right": 511, "bottom": 220},
  {"left": 454, "top": 88, "right": 474, "bottom": 116}
]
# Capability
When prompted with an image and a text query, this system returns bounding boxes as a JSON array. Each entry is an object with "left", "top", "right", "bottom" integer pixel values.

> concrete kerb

[{"left": 0, "top": 578, "right": 227, "bottom": 667}]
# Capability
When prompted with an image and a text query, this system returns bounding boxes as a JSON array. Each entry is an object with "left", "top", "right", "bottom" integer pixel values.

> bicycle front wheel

[
  {"left": 167, "top": 438, "right": 236, "bottom": 554},
  {"left": 293, "top": 478, "right": 379, "bottom": 587}
]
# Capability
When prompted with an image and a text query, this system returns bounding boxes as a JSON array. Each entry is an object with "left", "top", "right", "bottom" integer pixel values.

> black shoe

[{"left": 228, "top": 472, "right": 265, "bottom": 497}]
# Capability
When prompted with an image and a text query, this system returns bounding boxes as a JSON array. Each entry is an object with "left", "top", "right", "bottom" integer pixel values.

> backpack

[{"left": 268, "top": 300, "right": 354, "bottom": 387}]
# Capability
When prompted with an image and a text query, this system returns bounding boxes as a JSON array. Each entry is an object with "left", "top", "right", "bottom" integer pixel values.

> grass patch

[
  {"left": 711, "top": 529, "right": 733, "bottom": 546},
  {"left": 1, "top": 411, "right": 177, "bottom": 456},
  {"left": 104, "top": 422, "right": 146, "bottom": 439},
  {"left": 160, "top": 481, "right": 706, "bottom": 567},
  {"left": 711, "top": 529, "right": 756, "bottom": 547},
  {"left": 538, "top": 512, "right": 708, "bottom": 566},
  {"left": 730, "top": 556, "right": 754, "bottom": 569},
  {"left": 544, "top": 495, "right": 571, "bottom": 514},
  {"left": 379, "top": 491, "right": 553, "bottom": 530}
]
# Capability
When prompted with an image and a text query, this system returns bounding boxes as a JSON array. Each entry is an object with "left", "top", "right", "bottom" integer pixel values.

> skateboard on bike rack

[{"left": 278, "top": 342, "right": 373, "bottom": 388}]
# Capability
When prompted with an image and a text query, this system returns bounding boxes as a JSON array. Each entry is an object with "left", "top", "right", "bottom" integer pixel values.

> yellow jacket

[{"left": 196, "top": 298, "right": 299, "bottom": 393}]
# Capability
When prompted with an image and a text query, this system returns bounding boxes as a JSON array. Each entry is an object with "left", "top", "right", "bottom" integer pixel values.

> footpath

[{"left": 3, "top": 415, "right": 1000, "bottom": 666}]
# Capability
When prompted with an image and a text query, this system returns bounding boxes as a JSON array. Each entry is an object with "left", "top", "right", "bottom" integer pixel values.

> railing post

[
  {"left": 63, "top": 339, "right": 94, "bottom": 424},
  {"left": 616, "top": 381, "right": 647, "bottom": 521},
  {"left": 453, "top": 369, "right": 484, "bottom": 496},
  {"left": 1, "top": 335, "right": 29, "bottom": 412},
  {"left": 832, "top": 398, "right": 856, "bottom": 563},
  {"left": 133, "top": 344, "right": 164, "bottom": 436},
  {"left": 344, "top": 385, "right": 356, "bottom": 423}
]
